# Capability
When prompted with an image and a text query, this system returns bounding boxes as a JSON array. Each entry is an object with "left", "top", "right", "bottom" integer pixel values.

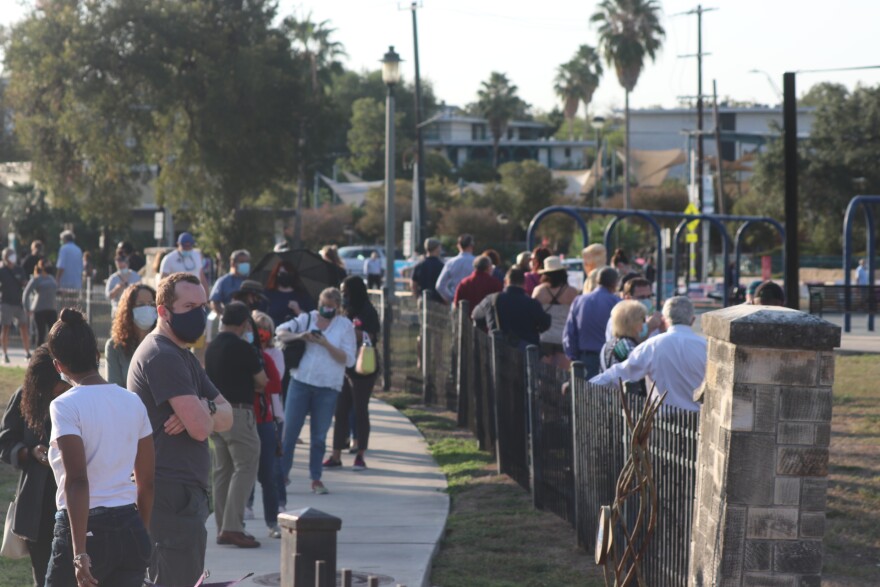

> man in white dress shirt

[{"left": 590, "top": 296, "right": 706, "bottom": 412}]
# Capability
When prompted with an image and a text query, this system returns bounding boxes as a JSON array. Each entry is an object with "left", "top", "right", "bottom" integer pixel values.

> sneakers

[
  {"left": 268, "top": 525, "right": 282, "bottom": 539},
  {"left": 322, "top": 457, "right": 342, "bottom": 468},
  {"left": 352, "top": 455, "right": 367, "bottom": 471},
  {"left": 244, "top": 506, "right": 254, "bottom": 520},
  {"left": 311, "top": 481, "right": 329, "bottom": 495}
]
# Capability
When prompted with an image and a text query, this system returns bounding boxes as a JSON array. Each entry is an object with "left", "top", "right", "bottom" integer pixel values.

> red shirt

[
  {"left": 254, "top": 351, "right": 282, "bottom": 424},
  {"left": 453, "top": 271, "right": 503, "bottom": 317}
]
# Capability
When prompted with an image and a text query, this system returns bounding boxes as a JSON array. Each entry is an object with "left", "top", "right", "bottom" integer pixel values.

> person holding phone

[{"left": 275, "top": 288, "right": 356, "bottom": 495}]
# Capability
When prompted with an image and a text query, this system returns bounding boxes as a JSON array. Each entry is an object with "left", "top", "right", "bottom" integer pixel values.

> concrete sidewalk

[{"left": 203, "top": 398, "right": 449, "bottom": 587}]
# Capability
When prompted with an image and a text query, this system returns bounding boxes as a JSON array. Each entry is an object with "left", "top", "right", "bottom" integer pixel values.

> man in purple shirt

[{"left": 563, "top": 267, "right": 620, "bottom": 378}]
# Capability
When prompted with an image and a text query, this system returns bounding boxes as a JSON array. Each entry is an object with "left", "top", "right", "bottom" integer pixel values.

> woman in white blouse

[{"left": 276, "top": 287, "right": 356, "bottom": 494}]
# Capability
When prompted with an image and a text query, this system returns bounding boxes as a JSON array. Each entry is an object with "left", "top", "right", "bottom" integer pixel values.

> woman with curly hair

[
  {"left": 105, "top": 284, "right": 157, "bottom": 387},
  {"left": 0, "top": 346, "right": 70, "bottom": 586}
]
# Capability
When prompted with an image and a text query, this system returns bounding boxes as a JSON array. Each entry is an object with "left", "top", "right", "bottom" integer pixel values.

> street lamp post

[
  {"left": 381, "top": 46, "right": 401, "bottom": 391},
  {"left": 591, "top": 116, "right": 605, "bottom": 210}
]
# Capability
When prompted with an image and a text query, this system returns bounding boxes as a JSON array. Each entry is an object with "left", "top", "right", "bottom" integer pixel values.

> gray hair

[
  {"left": 1, "top": 247, "right": 13, "bottom": 260},
  {"left": 60, "top": 230, "right": 75, "bottom": 242},
  {"left": 662, "top": 296, "right": 695, "bottom": 326},
  {"left": 473, "top": 255, "right": 493, "bottom": 272}
]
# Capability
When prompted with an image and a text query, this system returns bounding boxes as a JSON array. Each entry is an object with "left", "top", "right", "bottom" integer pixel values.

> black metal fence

[
  {"left": 384, "top": 292, "right": 701, "bottom": 586},
  {"left": 369, "top": 291, "right": 422, "bottom": 394}
]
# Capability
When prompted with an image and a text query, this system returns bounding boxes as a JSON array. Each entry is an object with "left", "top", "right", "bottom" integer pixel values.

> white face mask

[
  {"left": 132, "top": 306, "right": 158, "bottom": 330},
  {"left": 7, "top": 254, "right": 16, "bottom": 264}
]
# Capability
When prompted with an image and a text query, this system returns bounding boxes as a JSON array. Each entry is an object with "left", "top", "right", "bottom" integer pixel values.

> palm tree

[
  {"left": 591, "top": 0, "right": 664, "bottom": 209},
  {"left": 283, "top": 14, "right": 346, "bottom": 246},
  {"left": 476, "top": 72, "right": 527, "bottom": 168},
  {"left": 284, "top": 14, "right": 347, "bottom": 96},
  {"left": 554, "top": 44, "right": 603, "bottom": 140}
]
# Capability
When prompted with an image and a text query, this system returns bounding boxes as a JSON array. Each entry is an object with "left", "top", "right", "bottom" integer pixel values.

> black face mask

[
  {"left": 276, "top": 273, "right": 294, "bottom": 288},
  {"left": 168, "top": 306, "right": 207, "bottom": 343}
]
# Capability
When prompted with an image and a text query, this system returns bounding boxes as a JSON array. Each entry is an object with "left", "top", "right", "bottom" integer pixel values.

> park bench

[{"left": 807, "top": 284, "right": 879, "bottom": 316}]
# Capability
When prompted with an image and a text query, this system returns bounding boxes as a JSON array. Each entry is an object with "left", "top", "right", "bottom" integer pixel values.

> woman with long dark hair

[
  {"left": 44, "top": 308, "right": 154, "bottom": 587},
  {"left": 0, "top": 346, "right": 69, "bottom": 586},
  {"left": 105, "top": 284, "right": 157, "bottom": 386},
  {"left": 323, "top": 275, "right": 380, "bottom": 471}
]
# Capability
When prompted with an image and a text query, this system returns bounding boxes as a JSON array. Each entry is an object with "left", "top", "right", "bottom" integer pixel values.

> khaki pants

[{"left": 211, "top": 407, "right": 260, "bottom": 533}]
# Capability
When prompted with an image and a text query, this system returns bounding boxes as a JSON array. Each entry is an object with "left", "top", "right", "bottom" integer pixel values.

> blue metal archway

[
  {"left": 843, "top": 195, "right": 880, "bottom": 332},
  {"left": 526, "top": 206, "right": 786, "bottom": 308}
]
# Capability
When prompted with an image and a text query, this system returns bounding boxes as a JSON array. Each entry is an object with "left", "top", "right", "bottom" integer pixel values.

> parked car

[{"left": 338, "top": 245, "right": 385, "bottom": 277}]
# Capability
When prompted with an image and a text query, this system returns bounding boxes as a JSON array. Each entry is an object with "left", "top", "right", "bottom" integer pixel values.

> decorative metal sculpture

[{"left": 596, "top": 382, "right": 667, "bottom": 587}]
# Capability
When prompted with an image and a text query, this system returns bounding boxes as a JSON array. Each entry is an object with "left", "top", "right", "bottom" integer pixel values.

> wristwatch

[{"left": 206, "top": 399, "right": 217, "bottom": 416}]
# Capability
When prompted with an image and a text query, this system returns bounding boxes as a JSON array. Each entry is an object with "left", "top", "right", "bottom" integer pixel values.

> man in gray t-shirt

[{"left": 128, "top": 273, "right": 232, "bottom": 587}]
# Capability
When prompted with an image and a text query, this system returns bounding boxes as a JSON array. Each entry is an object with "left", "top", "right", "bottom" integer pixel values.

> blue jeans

[
  {"left": 274, "top": 421, "right": 286, "bottom": 508},
  {"left": 255, "top": 420, "right": 280, "bottom": 527},
  {"left": 282, "top": 379, "right": 339, "bottom": 481},
  {"left": 45, "top": 505, "right": 150, "bottom": 587}
]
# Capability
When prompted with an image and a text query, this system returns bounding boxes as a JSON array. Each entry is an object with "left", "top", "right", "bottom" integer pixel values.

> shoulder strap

[{"left": 547, "top": 284, "right": 568, "bottom": 305}]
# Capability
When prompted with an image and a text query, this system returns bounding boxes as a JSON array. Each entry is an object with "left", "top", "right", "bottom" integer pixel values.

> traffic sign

[
  {"left": 683, "top": 203, "right": 700, "bottom": 231},
  {"left": 686, "top": 232, "right": 698, "bottom": 244}
]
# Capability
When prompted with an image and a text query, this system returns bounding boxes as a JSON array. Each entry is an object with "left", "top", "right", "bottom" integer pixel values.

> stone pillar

[
  {"left": 279, "top": 507, "right": 342, "bottom": 587},
  {"left": 690, "top": 305, "right": 840, "bottom": 587}
]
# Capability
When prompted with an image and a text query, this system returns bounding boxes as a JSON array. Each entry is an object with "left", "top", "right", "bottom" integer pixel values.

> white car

[{"left": 338, "top": 246, "right": 385, "bottom": 277}]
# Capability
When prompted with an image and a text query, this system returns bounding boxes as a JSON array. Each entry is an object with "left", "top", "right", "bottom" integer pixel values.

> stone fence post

[
  {"left": 690, "top": 305, "right": 840, "bottom": 587},
  {"left": 279, "top": 507, "right": 342, "bottom": 587}
]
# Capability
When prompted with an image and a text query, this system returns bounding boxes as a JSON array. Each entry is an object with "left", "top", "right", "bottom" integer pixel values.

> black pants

[
  {"left": 367, "top": 274, "right": 382, "bottom": 289},
  {"left": 333, "top": 372, "right": 378, "bottom": 452},
  {"left": 26, "top": 477, "right": 56, "bottom": 587},
  {"left": 33, "top": 310, "right": 56, "bottom": 346}
]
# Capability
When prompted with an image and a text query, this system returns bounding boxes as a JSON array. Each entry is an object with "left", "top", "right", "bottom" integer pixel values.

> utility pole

[
  {"left": 403, "top": 1, "right": 426, "bottom": 252},
  {"left": 712, "top": 79, "right": 725, "bottom": 215},
  {"left": 674, "top": 5, "right": 716, "bottom": 280}
]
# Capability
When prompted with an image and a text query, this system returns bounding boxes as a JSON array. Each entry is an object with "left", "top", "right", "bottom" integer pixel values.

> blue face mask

[
  {"left": 639, "top": 298, "right": 654, "bottom": 314},
  {"left": 639, "top": 322, "right": 649, "bottom": 340},
  {"left": 237, "top": 262, "right": 250, "bottom": 276},
  {"left": 243, "top": 331, "right": 254, "bottom": 344},
  {"left": 168, "top": 306, "right": 207, "bottom": 344}
]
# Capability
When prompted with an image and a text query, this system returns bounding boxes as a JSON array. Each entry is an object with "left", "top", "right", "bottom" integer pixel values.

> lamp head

[{"left": 381, "top": 45, "right": 402, "bottom": 86}]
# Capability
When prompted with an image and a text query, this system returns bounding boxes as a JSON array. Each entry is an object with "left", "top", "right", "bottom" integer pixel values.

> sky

[{"left": 2, "top": 0, "right": 880, "bottom": 116}]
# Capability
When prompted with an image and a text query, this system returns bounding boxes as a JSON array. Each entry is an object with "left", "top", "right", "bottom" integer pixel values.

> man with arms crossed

[{"left": 128, "top": 272, "right": 233, "bottom": 587}]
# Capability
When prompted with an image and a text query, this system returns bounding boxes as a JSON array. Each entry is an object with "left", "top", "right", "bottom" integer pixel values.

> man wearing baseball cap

[{"left": 160, "top": 232, "right": 209, "bottom": 293}]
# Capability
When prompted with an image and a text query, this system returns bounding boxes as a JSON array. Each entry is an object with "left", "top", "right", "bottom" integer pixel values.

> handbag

[
  {"left": 282, "top": 314, "right": 311, "bottom": 369},
  {"left": 355, "top": 334, "right": 377, "bottom": 375},
  {"left": 1, "top": 501, "right": 28, "bottom": 559}
]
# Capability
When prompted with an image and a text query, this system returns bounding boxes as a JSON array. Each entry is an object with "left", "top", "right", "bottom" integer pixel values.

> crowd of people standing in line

[
  {"left": 411, "top": 233, "right": 786, "bottom": 415},
  {"left": 0, "top": 224, "right": 792, "bottom": 587},
  {"left": 0, "top": 228, "right": 386, "bottom": 586}
]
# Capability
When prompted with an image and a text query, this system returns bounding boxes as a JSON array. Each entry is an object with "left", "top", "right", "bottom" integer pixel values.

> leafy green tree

[
  {"left": 3, "top": 2, "right": 145, "bottom": 230},
  {"left": 474, "top": 72, "right": 529, "bottom": 167},
  {"left": 736, "top": 83, "right": 880, "bottom": 254},
  {"left": 592, "top": 0, "right": 664, "bottom": 209},
  {"left": 343, "top": 97, "right": 408, "bottom": 180},
  {"left": 498, "top": 160, "right": 568, "bottom": 226},
  {"left": 554, "top": 45, "right": 603, "bottom": 139}
]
